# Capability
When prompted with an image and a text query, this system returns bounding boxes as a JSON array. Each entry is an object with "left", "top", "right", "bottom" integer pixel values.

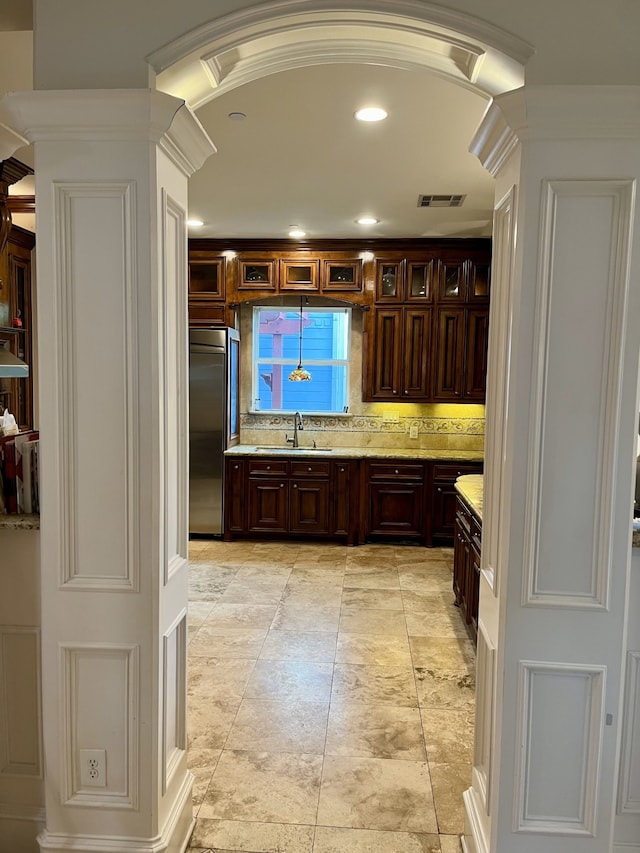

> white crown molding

[
  {"left": 149, "top": 0, "right": 531, "bottom": 106},
  {"left": 148, "top": 0, "right": 533, "bottom": 71},
  {"left": 472, "top": 86, "right": 640, "bottom": 174},
  {"left": 2, "top": 90, "right": 214, "bottom": 167},
  {"left": 0, "top": 121, "right": 28, "bottom": 161}
]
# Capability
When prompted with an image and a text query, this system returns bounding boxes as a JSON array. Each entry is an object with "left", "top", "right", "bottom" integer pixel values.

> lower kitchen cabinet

[
  {"left": 429, "top": 461, "right": 483, "bottom": 545},
  {"left": 453, "top": 493, "right": 482, "bottom": 643},
  {"left": 224, "top": 456, "right": 357, "bottom": 543},
  {"left": 362, "top": 461, "right": 426, "bottom": 542}
]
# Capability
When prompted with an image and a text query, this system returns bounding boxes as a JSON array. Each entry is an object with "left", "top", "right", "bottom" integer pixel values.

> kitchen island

[
  {"left": 224, "top": 445, "right": 483, "bottom": 546},
  {"left": 453, "top": 474, "right": 483, "bottom": 642}
]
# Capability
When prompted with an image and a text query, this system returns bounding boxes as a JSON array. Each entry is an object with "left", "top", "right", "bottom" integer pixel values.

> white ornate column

[
  {"left": 467, "top": 86, "right": 640, "bottom": 853},
  {"left": 4, "top": 89, "right": 215, "bottom": 853}
]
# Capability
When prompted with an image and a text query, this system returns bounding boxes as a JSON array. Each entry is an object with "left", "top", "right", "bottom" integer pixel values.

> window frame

[{"left": 250, "top": 303, "right": 351, "bottom": 415}]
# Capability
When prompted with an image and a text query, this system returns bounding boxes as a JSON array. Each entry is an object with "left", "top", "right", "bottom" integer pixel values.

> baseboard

[
  {"left": 38, "top": 771, "right": 194, "bottom": 853},
  {"left": 463, "top": 786, "right": 488, "bottom": 853},
  {"left": 613, "top": 845, "right": 640, "bottom": 852}
]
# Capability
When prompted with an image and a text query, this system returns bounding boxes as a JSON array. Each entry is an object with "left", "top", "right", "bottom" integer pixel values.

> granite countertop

[
  {"left": 0, "top": 514, "right": 40, "bottom": 530},
  {"left": 633, "top": 521, "right": 640, "bottom": 549},
  {"left": 225, "top": 444, "right": 484, "bottom": 461},
  {"left": 455, "top": 474, "right": 483, "bottom": 521}
]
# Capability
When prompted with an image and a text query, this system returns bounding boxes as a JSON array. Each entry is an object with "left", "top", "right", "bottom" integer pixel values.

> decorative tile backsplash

[{"left": 240, "top": 407, "right": 485, "bottom": 452}]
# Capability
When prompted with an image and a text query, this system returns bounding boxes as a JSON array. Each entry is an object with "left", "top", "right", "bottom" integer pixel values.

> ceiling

[
  {"left": 189, "top": 62, "right": 495, "bottom": 240},
  {"left": 2, "top": 24, "right": 497, "bottom": 241}
]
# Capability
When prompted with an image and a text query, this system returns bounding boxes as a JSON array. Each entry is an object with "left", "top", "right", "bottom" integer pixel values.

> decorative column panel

[
  {"left": 468, "top": 86, "right": 640, "bottom": 853},
  {"left": 4, "top": 90, "right": 216, "bottom": 853}
]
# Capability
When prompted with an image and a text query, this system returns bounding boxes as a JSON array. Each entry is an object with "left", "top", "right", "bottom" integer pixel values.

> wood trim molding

[{"left": 7, "top": 195, "right": 35, "bottom": 215}]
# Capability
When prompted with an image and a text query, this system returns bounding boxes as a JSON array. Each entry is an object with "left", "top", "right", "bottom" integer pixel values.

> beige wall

[{"left": 238, "top": 301, "right": 485, "bottom": 452}]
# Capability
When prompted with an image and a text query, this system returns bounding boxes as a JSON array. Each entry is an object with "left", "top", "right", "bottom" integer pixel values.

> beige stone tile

[
  {"left": 271, "top": 602, "right": 341, "bottom": 632},
  {"left": 225, "top": 698, "right": 329, "bottom": 753},
  {"left": 189, "top": 749, "right": 222, "bottom": 814},
  {"left": 282, "top": 581, "right": 343, "bottom": 607},
  {"left": 187, "top": 601, "right": 217, "bottom": 626},
  {"left": 332, "top": 664, "right": 418, "bottom": 707},
  {"left": 289, "top": 565, "right": 345, "bottom": 585},
  {"left": 317, "top": 756, "right": 437, "bottom": 832},
  {"left": 339, "top": 608, "right": 408, "bottom": 636},
  {"left": 399, "top": 570, "right": 452, "bottom": 594},
  {"left": 397, "top": 558, "right": 450, "bottom": 572},
  {"left": 421, "top": 709, "right": 474, "bottom": 764},
  {"left": 336, "top": 634, "right": 412, "bottom": 666},
  {"left": 190, "top": 818, "right": 314, "bottom": 853},
  {"left": 188, "top": 627, "right": 268, "bottom": 659},
  {"left": 200, "top": 750, "right": 323, "bottom": 824},
  {"left": 405, "top": 610, "right": 469, "bottom": 639},
  {"left": 187, "top": 657, "right": 256, "bottom": 700},
  {"left": 187, "top": 697, "right": 241, "bottom": 750},
  {"left": 346, "top": 546, "right": 397, "bottom": 567},
  {"left": 439, "top": 834, "right": 463, "bottom": 853},
  {"left": 414, "top": 668, "right": 476, "bottom": 711},
  {"left": 244, "top": 659, "right": 333, "bottom": 702},
  {"left": 218, "top": 579, "right": 287, "bottom": 606},
  {"left": 203, "top": 603, "right": 278, "bottom": 630},
  {"left": 429, "top": 763, "right": 472, "bottom": 835},
  {"left": 402, "top": 590, "right": 454, "bottom": 612},
  {"left": 326, "top": 703, "right": 426, "bottom": 760},
  {"left": 344, "top": 567, "right": 401, "bottom": 590},
  {"left": 313, "top": 826, "right": 441, "bottom": 853},
  {"left": 259, "top": 630, "right": 337, "bottom": 663},
  {"left": 233, "top": 566, "right": 293, "bottom": 582},
  {"left": 342, "top": 587, "right": 404, "bottom": 610},
  {"left": 409, "top": 637, "right": 476, "bottom": 671}
]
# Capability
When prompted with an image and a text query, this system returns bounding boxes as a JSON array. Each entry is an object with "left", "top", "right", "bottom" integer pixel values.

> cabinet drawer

[
  {"left": 248, "top": 459, "right": 288, "bottom": 476},
  {"left": 368, "top": 462, "right": 425, "bottom": 480},
  {"left": 432, "top": 462, "right": 481, "bottom": 480},
  {"left": 290, "top": 460, "right": 331, "bottom": 478}
]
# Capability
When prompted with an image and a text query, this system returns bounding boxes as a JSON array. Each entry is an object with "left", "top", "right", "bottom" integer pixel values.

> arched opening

[{"left": 149, "top": 3, "right": 532, "bottom": 850}]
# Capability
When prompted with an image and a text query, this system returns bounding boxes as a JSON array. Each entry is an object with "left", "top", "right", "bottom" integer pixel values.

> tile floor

[{"left": 186, "top": 539, "right": 476, "bottom": 853}]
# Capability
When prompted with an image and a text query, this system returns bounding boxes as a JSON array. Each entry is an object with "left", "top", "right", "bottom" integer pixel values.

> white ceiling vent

[{"left": 417, "top": 194, "right": 466, "bottom": 208}]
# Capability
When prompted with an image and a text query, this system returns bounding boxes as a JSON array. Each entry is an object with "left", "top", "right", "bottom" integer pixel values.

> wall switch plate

[
  {"left": 80, "top": 748, "right": 107, "bottom": 788},
  {"left": 409, "top": 424, "right": 419, "bottom": 439}
]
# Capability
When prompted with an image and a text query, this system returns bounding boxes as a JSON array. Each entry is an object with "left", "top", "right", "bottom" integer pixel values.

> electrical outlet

[
  {"left": 409, "top": 423, "right": 419, "bottom": 439},
  {"left": 382, "top": 410, "right": 400, "bottom": 423},
  {"left": 80, "top": 748, "right": 107, "bottom": 788}
]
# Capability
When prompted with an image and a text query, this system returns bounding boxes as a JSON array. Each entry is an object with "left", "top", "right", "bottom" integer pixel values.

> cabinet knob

[
  {"left": 340, "top": 467, "right": 345, "bottom": 472},
  {"left": 308, "top": 466, "right": 312, "bottom": 471},
  {"left": 280, "top": 483, "right": 284, "bottom": 488},
  {"left": 234, "top": 464, "right": 239, "bottom": 469},
  {"left": 266, "top": 465, "right": 271, "bottom": 470},
  {"left": 393, "top": 390, "right": 398, "bottom": 395},
  {"left": 403, "top": 390, "right": 408, "bottom": 395},
  {"left": 437, "top": 487, "right": 442, "bottom": 492},
  {"left": 293, "top": 483, "right": 298, "bottom": 488},
  {"left": 395, "top": 469, "right": 399, "bottom": 474}
]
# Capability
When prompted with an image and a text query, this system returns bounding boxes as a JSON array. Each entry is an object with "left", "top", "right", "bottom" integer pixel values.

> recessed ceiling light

[
  {"left": 228, "top": 112, "right": 246, "bottom": 121},
  {"left": 187, "top": 219, "right": 204, "bottom": 227},
  {"left": 354, "top": 107, "right": 388, "bottom": 122},
  {"left": 289, "top": 227, "right": 306, "bottom": 238},
  {"left": 357, "top": 216, "right": 379, "bottom": 225}
]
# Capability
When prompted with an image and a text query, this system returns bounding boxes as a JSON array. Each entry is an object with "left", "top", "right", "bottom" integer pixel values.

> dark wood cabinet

[
  {"left": 453, "top": 493, "right": 482, "bottom": 644},
  {"left": 363, "top": 461, "right": 426, "bottom": 542},
  {"left": 188, "top": 251, "right": 229, "bottom": 327},
  {"left": 225, "top": 456, "right": 356, "bottom": 542},
  {"left": 0, "top": 225, "right": 35, "bottom": 429},
  {"left": 433, "top": 306, "right": 489, "bottom": 402},
  {"left": 367, "top": 307, "right": 432, "bottom": 400},
  {"left": 429, "top": 461, "right": 483, "bottom": 545}
]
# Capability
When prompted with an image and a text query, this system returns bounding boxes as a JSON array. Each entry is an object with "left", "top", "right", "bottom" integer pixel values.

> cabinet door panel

[
  {"left": 434, "top": 308, "right": 464, "bottom": 400},
  {"left": 432, "top": 484, "right": 459, "bottom": 540},
  {"left": 290, "top": 480, "right": 330, "bottom": 534},
  {"left": 332, "top": 462, "right": 352, "bottom": 539},
  {"left": 402, "top": 308, "right": 432, "bottom": 398},
  {"left": 368, "top": 483, "right": 424, "bottom": 537},
  {"left": 464, "top": 308, "right": 489, "bottom": 400},
  {"left": 279, "top": 259, "right": 319, "bottom": 291},
  {"left": 370, "top": 309, "right": 402, "bottom": 399},
  {"left": 248, "top": 479, "right": 288, "bottom": 532},
  {"left": 225, "top": 460, "right": 245, "bottom": 534}
]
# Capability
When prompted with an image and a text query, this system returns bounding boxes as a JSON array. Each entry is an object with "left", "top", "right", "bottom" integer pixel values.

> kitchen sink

[{"left": 254, "top": 446, "right": 333, "bottom": 454}]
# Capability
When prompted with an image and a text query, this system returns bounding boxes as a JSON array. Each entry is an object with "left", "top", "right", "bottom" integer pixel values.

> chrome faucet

[{"left": 286, "top": 412, "right": 304, "bottom": 448}]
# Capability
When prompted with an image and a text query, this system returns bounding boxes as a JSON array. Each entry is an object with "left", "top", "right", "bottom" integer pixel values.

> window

[{"left": 252, "top": 304, "right": 351, "bottom": 413}]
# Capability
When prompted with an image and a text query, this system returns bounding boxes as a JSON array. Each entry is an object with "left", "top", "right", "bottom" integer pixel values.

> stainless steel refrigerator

[{"left": 188, "top": 327, "right": 240, "bottom": 537}]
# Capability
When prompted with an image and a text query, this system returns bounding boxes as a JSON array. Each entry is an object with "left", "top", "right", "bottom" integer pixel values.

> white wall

[{"left": 32, "top": 0, "right": 640, "bottom": 90}]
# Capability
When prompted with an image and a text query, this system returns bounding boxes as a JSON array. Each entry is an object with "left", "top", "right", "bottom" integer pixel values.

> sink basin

[{"left": 254, "top": 446, "right": 333, "bottom": 454}]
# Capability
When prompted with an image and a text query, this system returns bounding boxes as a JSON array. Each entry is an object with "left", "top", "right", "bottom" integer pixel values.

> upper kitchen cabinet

[
  {"left": 374, "top": 253, "right": 436, "bottom": 303},
  {"left": 279, "top": 257, "right": 320, "bottom": 291},
  {"left": 321, "top": 252, "right": 364, "bottom": 293},
  {"left": 435, "top": 252, "right": 491, "bottom": 303},
  {"left": 188, "top": 246, "right": 229, "bottom": 327}
]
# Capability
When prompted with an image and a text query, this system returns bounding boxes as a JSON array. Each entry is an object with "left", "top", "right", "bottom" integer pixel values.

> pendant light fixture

[{"left": 288, "top": 296, "right": 312, "bottom": 382}]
